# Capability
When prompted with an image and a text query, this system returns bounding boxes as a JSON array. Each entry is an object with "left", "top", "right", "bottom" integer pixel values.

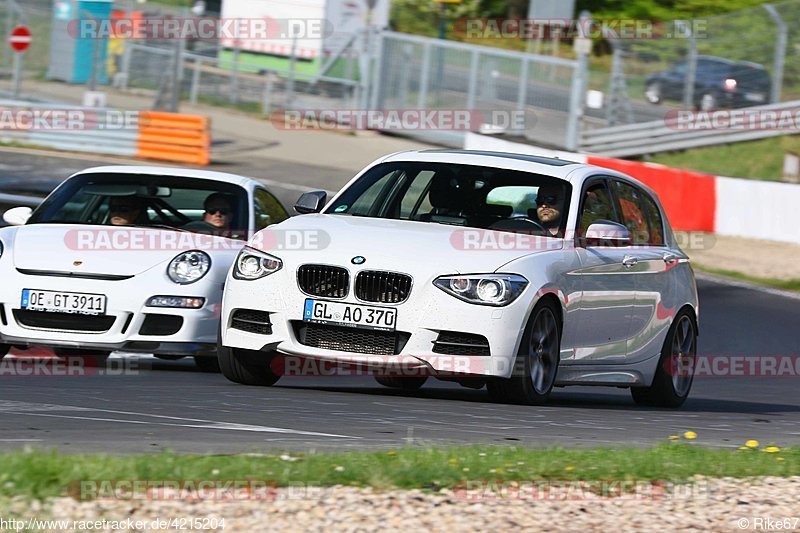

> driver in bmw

[{"left": 534, "top": 185, "right": 564, "bottom": 237}]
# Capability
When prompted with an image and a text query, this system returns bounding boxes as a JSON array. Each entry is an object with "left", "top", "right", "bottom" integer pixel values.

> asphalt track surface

[{"left": 1, "top": 152, "right": 799, "bottom": 453}]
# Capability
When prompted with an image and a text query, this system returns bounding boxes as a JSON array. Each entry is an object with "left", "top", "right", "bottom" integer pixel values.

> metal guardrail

[
  {"left": 580, "top": 100, "right": 800, "bottom": 157},
  {"left": 0, "top": 99, "right": 211, "bottom": 164},
  {"left": 0, "top": 192, "right": 41, "bottom": 207}
]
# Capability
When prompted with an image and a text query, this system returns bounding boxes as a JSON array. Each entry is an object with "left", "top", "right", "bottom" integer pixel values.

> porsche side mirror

[
  {"left": 2, "top": 206, "right": 33, "bottom": 226},
  {"left": 294, "top": 191, "right": 327, "bottom": 214},
  {"left": 584, "top": 220, "right": 631, "bottom": 247}
]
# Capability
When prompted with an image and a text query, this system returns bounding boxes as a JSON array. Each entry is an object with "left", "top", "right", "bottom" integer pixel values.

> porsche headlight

[
  {"left": 167, "top": 250, "right": 211, "bottom": 285},
  {"left": 233, "top": 246, "right": 282, "bottom": 280},
  {"left": 433, "top": 274, "right": 528, "bottom": 306}
]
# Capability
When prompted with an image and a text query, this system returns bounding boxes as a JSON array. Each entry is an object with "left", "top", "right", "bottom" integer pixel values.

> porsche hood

[{"left": 5, "top": 224, "right": 240, "bottom": 277}]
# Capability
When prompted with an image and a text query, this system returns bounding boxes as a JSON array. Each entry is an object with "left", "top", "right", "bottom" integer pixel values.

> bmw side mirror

[
  {"left": 294, "top": 191, "right": 327, "bottom": 214},
  {"left": 583, "top": 221, "right": 631, "bottom": 247},
  {"left": 2, "top": 206, "right": 33, "bottom": 226}
]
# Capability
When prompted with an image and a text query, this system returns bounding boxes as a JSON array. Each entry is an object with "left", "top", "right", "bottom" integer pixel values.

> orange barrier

[
  {"left": 587, "top": 156, "right": 717, "bottom": 232},
  {"left": 136, "top": 111, "right": 210, "bottom": 165}
]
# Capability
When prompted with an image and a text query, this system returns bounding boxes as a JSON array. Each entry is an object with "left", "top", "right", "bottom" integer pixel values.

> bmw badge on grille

[{"left": 351, "top": 256, "right": 366, "bottom": 265}]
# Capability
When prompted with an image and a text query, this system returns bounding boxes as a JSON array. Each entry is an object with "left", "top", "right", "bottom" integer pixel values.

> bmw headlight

[
  {"left": 167, "top": 250, "right": 211, "bottom": 285},
  {"left": 433, "top": 274, "right": 528, "bottom": 306},
  {"left": 233, "top": 246, "right": 282, "bottom": 280}
]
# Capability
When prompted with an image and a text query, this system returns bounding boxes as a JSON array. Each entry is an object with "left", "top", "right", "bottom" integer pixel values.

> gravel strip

[{"left": 3, "top": 477, "right": 799, "bottom": 532}]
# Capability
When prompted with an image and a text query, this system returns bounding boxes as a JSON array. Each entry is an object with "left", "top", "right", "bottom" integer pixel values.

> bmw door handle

[
  {"left": 663, "top": 253, "right": 678, "bottom": 265},
  {"left": 622, "top": 255, "right": 639, "bottom": 268}
]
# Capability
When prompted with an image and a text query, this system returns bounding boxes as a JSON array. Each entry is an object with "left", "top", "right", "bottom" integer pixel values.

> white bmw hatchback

[
  {"left": 219, "top": 150, "right": 699, "bottom": 406},
  {"left": 0, "top": 166, "right": 288, "bottom": 370}
]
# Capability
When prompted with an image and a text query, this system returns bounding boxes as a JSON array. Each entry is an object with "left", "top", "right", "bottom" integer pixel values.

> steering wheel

[{"left": 488, "top": 216, "right": 547, "bottom": 234}]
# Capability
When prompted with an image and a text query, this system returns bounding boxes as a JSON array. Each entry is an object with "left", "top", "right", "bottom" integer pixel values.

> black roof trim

[{"left": 419, "top": 149, "right": 577, "bottom": 167}]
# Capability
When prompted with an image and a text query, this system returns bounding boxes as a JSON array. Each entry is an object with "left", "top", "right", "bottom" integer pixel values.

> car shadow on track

[{"left": 268, "top": 382, "right": 800, "bottom": 414}]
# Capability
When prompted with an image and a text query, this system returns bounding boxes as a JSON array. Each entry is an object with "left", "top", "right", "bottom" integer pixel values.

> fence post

[
  {"left": 680, "top": 21, "right": 697, "bottom": 110},
  {"left": 466, "top": 49, "right": 479, "bottom": 110},
  {"left": 763, "top": 3, "right": 786, "bottom": 103},
  {"left": 287, "top": 34, "right": 298, "bottom": 108},
  {"left": 565, "top": 11, "right": 590, "bottom": 151},
  {"left": 189, "top": 57, "right": 201, "bottom": 105},
  {"left": 262, "top": 71, "right": 274, "bottom": 115},
  {"left": 230, "top": 42, "right": 240, "bottom": 105},
  {"left": 119, "top": 41, "right": 133, "bottom": 90},
  {"left": 417, "top": 42, "right": 431, "bottom": 109},
  {"left": 516, "top": 56, "right": 529, "bottom": 114},
  {"left": 368, "top": 28, "right": 384, "bottom": 111}
]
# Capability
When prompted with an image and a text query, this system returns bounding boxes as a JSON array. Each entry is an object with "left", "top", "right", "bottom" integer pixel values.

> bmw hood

[
  {"left": 6, "top": 224, "right": 239, "bottom": 277},
  {"left": 252, "top": 214, "right": 562, "bottom": 275}
]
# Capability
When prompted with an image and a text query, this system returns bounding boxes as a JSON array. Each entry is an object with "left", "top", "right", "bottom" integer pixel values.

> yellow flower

[
  {"left": 763, "top": 446, "right": 780, "bottom": 453},
  {"left": 745, "top": 440, "right": 759, "bottom": 448},
  {"left": 683, "top": 431, "right": 697, "bottom": 440},
  {"left": 776, "top": 458, "right": 785, "bottom": 461},
  {"left": 739, "top": 447, "right": 749, "bottom": 451},
  {"left": 448, "top": 458, "right": 458, "bottom": 464},
  {"left": 668, "top": 435, "right": 680, "bottom": 440},
  {"left": 565, "top": 466, "right": 575, "bottom": 472},
  {"left": 387, "top": 451, "right": 397, "bottom": 456}
]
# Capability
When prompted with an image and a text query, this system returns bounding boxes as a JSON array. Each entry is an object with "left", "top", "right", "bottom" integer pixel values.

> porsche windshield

[
  {"left": 326, "top": 162, "right": 571, "bottom": 237},
  {"left": 27, "top": 173, "right": 249, "bottom": 239}
]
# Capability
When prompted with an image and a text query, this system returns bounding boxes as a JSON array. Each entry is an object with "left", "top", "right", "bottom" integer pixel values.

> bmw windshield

[{"left": 325, "top": 162, "right": 571, "bottom": 238}]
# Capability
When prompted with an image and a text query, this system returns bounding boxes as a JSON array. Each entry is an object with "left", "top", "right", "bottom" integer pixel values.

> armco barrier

[
  {"left": 0, "top": 101, "right": 210, "bottom": 166},
  {"left": 137, "top": 111, "right": 210, "bottom": 166},
  {"left": 464, "top": 132, "right": 800, "bottom": 244}
]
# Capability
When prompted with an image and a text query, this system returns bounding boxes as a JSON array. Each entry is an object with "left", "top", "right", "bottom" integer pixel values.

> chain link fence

[
  {"left": 2, "top": 0, "right": 798, "bottom": 150},
  {"left": 599, "top": 0, "right": 800, "bottom": 127}
]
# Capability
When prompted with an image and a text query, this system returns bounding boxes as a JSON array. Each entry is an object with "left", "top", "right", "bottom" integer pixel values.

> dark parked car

[{"left": 645, "top": 56, "right": 771, "bottom": 110}]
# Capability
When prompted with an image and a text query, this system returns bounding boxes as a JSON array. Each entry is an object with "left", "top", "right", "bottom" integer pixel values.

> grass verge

[
  {"left": 0, "top": 443, "right": 796, "bottom": 500},
  {"left": 693, "top": 263, "right": 800, "bottom": 292},
  {"left": 648, "top": 134, "right": 800, "bottom": 181}
]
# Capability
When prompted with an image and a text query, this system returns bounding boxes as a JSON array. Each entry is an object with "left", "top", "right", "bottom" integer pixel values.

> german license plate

[
  {"left": 745, "top": 92, "right": 765, "bottom": 102},
  {"left": 303, "top": 299, "right": 397, "bottom": 331},
  {"left": 21, "top": 289, "right": 107, "bottom": 315}
]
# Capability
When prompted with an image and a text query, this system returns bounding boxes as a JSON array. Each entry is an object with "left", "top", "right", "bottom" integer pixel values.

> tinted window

[
  {"left": 640, "top": 192, "right": 665, "bottom": 245},
  {"left": 613, "top": 181, "right": 649, "bottom": 245},
  {"left": 254, "top": 188, "right": 289, "bottom": 230},
  {"left": 579, "top": 181, "right": 618, "bottom": 237}
]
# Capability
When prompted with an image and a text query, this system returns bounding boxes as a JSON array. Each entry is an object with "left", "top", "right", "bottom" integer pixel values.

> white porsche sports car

[
  {"left": 219, "top": 150, "right": 699, "bottom": 406},
  {"left": 0, "top": 166, "right": 288, "bottom": 370}
]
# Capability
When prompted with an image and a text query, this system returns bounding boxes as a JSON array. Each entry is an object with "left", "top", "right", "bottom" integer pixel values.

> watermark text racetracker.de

[
  {"left": 457, "top": 18, "right": 708, "bottom": 40},
  {"left": 0, "top": 109, "right": 140, "bottom": 131},
  {"left": 69, "top": 17, "right": 332, "bottom": 40},
  {"left": 668, "top": 355, "right": 800, "bottom": 378},
  {"left": 455, "top": 479, "right": 713, "bottom": 501},
  {"left": 666, "top": 108, "right": 800, "bottom": 131},
  {"left": 64, "top": 228, "right": 330, "bottom": 252},
  {"left": 271, "top": 109, "right": 528, "bottom": 132},
  {"left": 71, "top": 479, "right": 322, "bottom": 502},
  {"left": 0, "top": 356, "right": 139, "bottom": 377}
]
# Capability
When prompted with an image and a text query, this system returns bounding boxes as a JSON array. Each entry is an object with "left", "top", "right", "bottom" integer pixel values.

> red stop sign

[{"left": 8, "top": 25, "right": 32, "bottom": 52}]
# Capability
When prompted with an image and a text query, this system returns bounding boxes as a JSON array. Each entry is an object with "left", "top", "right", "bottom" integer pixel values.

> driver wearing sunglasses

[
  {"left": 182, "top": 192, "right": 234, "bottom": 234},
  {"left": 534, "top": 185, "right": 564, "bottom": 237}
]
